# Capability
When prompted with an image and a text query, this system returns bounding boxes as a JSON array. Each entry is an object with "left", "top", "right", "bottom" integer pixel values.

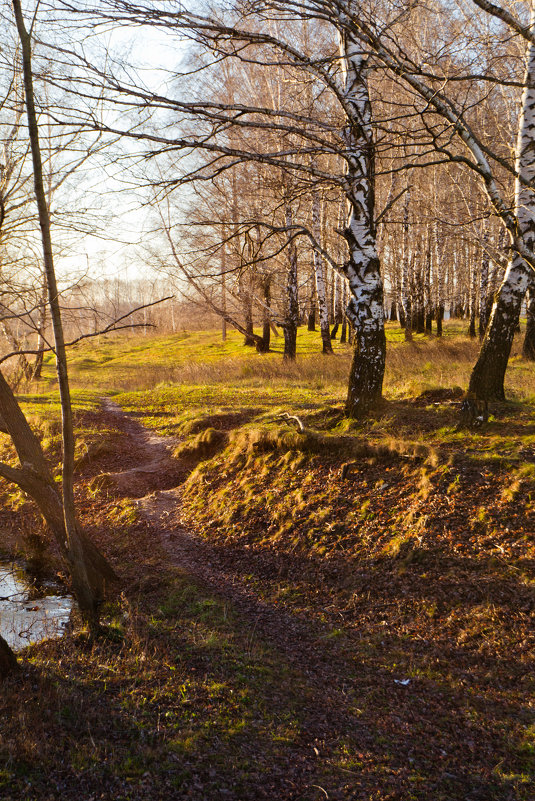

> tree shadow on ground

[{"left": 2, "top": 542, "right": 534, "bottom": 800}]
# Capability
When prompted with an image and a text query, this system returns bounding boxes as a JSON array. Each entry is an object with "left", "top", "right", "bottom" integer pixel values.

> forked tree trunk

[
  {"left": 339, "top": 34, "right": 386, "bottom": 417},
  {"left": 0, "top": 370, "right": 117, "bottom": 600},
  {"left": 469, "top": 24, "right": 535, "bottom": 399}
]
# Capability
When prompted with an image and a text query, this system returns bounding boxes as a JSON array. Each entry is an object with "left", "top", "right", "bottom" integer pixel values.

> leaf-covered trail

[
  {"left": 86, "top": 398, "right": 535, "bottom": 801},
  {"left": 99, "top": 398, "right": 357, "bottom": 688}
]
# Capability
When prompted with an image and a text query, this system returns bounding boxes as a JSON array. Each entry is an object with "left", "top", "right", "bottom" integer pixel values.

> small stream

[{"left": 0, "top": 561, "right": 73, "bottom": 651}]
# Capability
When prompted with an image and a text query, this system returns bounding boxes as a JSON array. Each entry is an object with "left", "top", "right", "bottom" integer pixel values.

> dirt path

[
  {"left": 94, "top": 400, "right": 535, "bottom": 801},
  {"left": 98, "top": 399, "right": 351, "bottom": 678},
  {"left": 4, "top": 399, "right": 523, "bottom": 800}
]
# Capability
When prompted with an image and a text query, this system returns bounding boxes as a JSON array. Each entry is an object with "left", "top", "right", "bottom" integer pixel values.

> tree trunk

[
  {"left": 0, "top": 369, "right": 117, "bottom": 597},
  {"left": 339, "top": 35, "right": 386, "bottom": 417},
  {"left": 1, "top": 323, "right": 33, "bottom": 387},
  {"left": 259, "top": 277, "right": 271, "bottom": 353},
  {"left": 0, "top": 635, "right": 18, "bottom": 678},
  {"left": 401, "top": 189, "right": 412, "bottom": 340},
  {"left": 340, "top": 279, "right": 348, "bottom": 343},
  {"left": 424, "top": 238, "right": 433, "bottom": 334},
  {"left": 330, "top": 271, "right": 343, "bottom": 339},
  {"left": 283, "top": 203, "right": 299, "bottom": 360},
  {"left": 220, "top": 232, "right": 227, "bottom": 342},
  {"left": 307, "top": 265, "right": 316, "bottom": 331},
  {"left": 32, "top": 341, "right": 45, "bottom": 380},
  {"left": 468, "top": 247, "right": 478, "bottom": 338},
  {"left": 241, "top": 285, "right": 255, "bottom": 347},
  {"left": 469, "top": 24, "right": 535, "bottom": 399},
  {"left": 311, "top": 179, "right": 332, "bottom": 353},
  {"left": 414, "top": 245, "right": 425, "bottom": 333},
  {"left": 479, "top": 233, "right": 490, "bottom": 338},
  {"left": 433, "top": 222, "right": 445, "bottom": 337},
  {"left": 14, "top": 0, "right": 116, "bottom": 627},
  {"left": 523, "top": 275, "right": 535, "bottom": 359}
]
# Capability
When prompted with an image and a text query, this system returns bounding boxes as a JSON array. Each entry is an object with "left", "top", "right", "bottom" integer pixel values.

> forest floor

[{"left": 0, "top": 325, "right": 534, "bottom": 800}]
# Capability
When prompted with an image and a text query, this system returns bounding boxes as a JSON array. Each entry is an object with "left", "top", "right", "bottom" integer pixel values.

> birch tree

[
  {"left": 341, "top": 0, "right": 535, "bottom": 399},
  {"left": 50, "top": 0, "right": 535, "bottom": 404},
  {"left": 468, "top": 4, "right": 535, "bottom": 398},
  {"left": 49, "top": 0, "right": 387, "bottom": 415}
]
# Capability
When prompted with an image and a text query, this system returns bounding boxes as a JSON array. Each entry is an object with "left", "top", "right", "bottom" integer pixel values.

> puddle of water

[{"left": 0, "top": 561, "right": 73, "bottom": 651}]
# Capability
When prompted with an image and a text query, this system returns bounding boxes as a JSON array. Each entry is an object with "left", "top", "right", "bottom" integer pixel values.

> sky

[{"left": 33, "top": 6, "right": 188, "bottom": 282}]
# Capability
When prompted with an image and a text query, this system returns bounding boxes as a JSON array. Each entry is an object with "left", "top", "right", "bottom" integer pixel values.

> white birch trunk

[
  {"left": 401, "top": 189, "right": 412, "bottom": 339},
  {"left": 434, "top": 222, "right": 445, "bottom": 336},
  {"left": 331, "top": 271, "right": 342, "bottom": 338},
  {"left": 470, "top": 12, "right": 535, "bottom": 398},
  {"left": 523, "top": 271, "right": 535, "bottom": 358},
  {"left": 479, "top": 233, "right": 490, "bottom": 338},
  {"left": 469, "top": 245, "right": 478, "bottom": 338},
  {"left": 221, "top": 226, "right": 227, "bottom": 342},
  {"left": 340, "top": 277, "right": 349, "bottom": 343},
  {"left": 284, "top": 203, "right": 299, "bottom": 360},
  {"left": 339, "top": 32, "right": 385, "bottom": 416},
  {"left": 311, "top": 179, "right": 332, "bottom": 353}
]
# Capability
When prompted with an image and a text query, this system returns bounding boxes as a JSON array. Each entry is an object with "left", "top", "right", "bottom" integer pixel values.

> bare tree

[
  {"left": 48, "top": 1, "right": 389, "bottom": 414},
  {"left": 10, "top": 0, "right": 116, "bottom": 629}
]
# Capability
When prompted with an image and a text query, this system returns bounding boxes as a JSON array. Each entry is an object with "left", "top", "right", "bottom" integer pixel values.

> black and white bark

[
  {"left": 340, "top": 278, "right": 348, "bottom": 343},
  {"left": 401, "top": 189, "right": 412, "bottom": 340},
  {"left": 479, "top": 233, "right": 490, "bottom": 338},
  {"left": 469, "top": 14, "right": 535, "bottom": 399},
  {"left": 468, "top": 247, "right": 478, "bottom": 338},
  {"left": 523, "top": 272, "right": 535, "bottom": 359},
  {"left": 283, "top": 203, "right": 299, "bottom": 360},
  {"left": 311, "top": 178, "right": 332, "bottom": 353},
  {"left": 339, "top": 32, "right": 385, "bottom": 417},
  {"left": 50, "top": 1, "right": 388, "bottom": 410},
  {"left": 424, "top": 239, "right": 433, "bottom": 334},
  {"left": 306, "top": 264, "right": 316, "bottom": 332}
]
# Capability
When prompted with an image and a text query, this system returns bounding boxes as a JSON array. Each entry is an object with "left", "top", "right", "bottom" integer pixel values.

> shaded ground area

[{"left": 0, "top": 397, "right": 534, "bottom": 800}]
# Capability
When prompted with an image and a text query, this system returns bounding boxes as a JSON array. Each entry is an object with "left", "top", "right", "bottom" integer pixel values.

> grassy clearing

[{"left": 1, "top": 321, "right": 535, "bottom": 799}]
